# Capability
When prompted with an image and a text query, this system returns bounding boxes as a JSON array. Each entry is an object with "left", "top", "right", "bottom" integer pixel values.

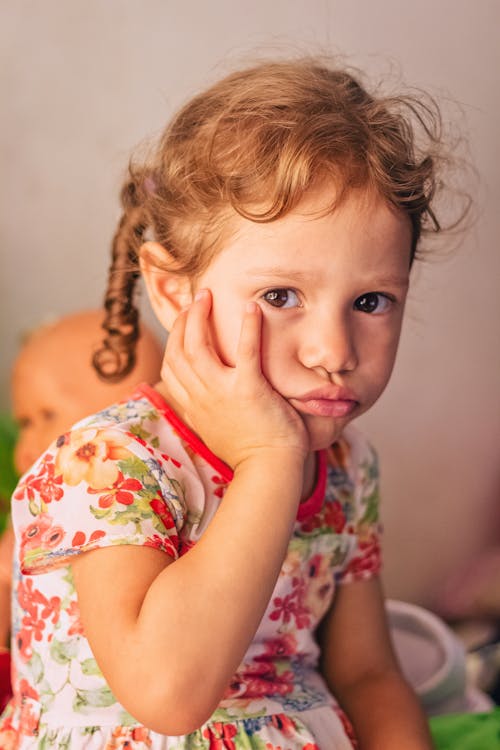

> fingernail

[
  {"left": 246, "top": 301, "right": 257, "bottom": 313},
  {"left": 194, "top": 289, "right": 207, "bottom": 302}
]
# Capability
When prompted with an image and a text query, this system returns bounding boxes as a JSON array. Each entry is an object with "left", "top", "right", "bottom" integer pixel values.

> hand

[{"left": 161, "top": 289, "right": 308, "bottom": 469}]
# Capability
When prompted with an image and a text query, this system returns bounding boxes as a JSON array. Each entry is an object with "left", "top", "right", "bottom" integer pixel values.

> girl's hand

[{"left": 161, "top": 289, "right": 308, "bottom": 469}]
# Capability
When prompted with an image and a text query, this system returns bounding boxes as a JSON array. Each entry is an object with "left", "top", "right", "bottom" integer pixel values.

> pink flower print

[
  {"left": 270, "top": 578, "right": 311, "bottom": 629},
  {"left": 20, "top": 514, "right": 64, "bottom": 553},
  {"left": 224, "top": 662, "right": 294, "bottom": 699}
]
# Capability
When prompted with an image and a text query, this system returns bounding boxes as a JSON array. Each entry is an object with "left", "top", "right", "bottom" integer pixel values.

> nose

[{"left": 300, "top": 311, "right": 358, "bottom": 376}]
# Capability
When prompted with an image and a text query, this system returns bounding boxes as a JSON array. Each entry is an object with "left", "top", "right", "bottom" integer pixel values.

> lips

[{"left": 290, "top": 387, "right": 359, "bottom": 418}]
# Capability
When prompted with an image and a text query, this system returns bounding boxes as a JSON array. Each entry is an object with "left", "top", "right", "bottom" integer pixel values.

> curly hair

[{"left": 94, "top": 57, "right": 453, "bottom": 382}]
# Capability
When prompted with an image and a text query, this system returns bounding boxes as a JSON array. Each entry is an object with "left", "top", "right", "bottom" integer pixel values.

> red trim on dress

[{"left": 134, "top": 382, "right": 326, "bottom": 520}]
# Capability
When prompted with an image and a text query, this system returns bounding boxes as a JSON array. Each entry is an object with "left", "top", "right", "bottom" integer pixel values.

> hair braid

[{"left": 93, "top": 179, "right": 146, "bottom": 382}]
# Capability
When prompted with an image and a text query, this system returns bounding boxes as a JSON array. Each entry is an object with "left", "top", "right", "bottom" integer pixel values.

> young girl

[{"left": 0, "top": 58, "right": 447, "bottom": 749}]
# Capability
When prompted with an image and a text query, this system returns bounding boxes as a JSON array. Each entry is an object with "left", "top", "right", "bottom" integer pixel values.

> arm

[
  {"left": 72, "top": 293, "right": 308, "bottom": 734},
  {"left": 318, "top": 577, "right": 434, "bottom": 750}
]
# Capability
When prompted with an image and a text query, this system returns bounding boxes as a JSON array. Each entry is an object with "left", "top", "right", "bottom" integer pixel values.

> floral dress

[{"left": 1, "top": 383, "right": 382, "bottom": 750}]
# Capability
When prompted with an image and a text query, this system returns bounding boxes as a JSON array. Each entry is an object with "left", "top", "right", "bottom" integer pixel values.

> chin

[{"left": 305, "top": 417, "right": 349, "bottom": 452}]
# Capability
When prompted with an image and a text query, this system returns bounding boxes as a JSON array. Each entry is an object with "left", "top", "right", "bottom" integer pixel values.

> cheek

[{"left": 259, "top": 315, "right": 293, "bottom": 386}]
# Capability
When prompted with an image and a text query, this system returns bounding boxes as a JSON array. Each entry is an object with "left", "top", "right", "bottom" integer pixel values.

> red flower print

[
  {"left": 71, "top": 529, "right": 106, "bottom": 547},
  {"left": 150, "top": 497, "right": 176, "bottom": 531},
  {"left": 66, "top": 600, "right": 84, "bottom": 636},
  {"left": 304, "top": 745, "right": 321, "bottom": 750},
  {"left": 16, "top": 626, "right": 34, "bottom": 662},
  {"left": 343, "top": 533, "right": 381, "bottom": 579},
  {"left": 202, "top": 721, "right": 237, "bottom": 749},
  {"left": 299, "top": 514, "right": 322, "bottom": 533},
  {"left": 324, "top": 499, "right": 346, "bottom": 533},
  {"left": 88, "top": 471, "right": 142, "bottom": 508},
  {"left": 211, "top": 475, "right": 228, "bottom": 499},
  {"left": 255, "top": 633, "right": 298, "bottom": 661},
  {"left": 29, "top": 459, "right": 64, "bottom": 505},
  {"left": 160, "top": 453, "right": 181, "bottom": 468},
  {"left": 270, "top": 713, "right": 297, "bottom": 737},
  {"left": 144, "top": 534, "right": 178, "bottom": 558},
  {"left": 15, "top": 578, "right": 61, "bottom": 660},
  {"left": 104, "top": 726, "right": 152, "bottom": 748},
  {"left": 335, "top": 707, "right": 358, "bottom": 747}
]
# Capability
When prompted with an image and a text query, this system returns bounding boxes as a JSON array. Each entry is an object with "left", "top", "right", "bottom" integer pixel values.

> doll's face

[
  {"left": 12, "top": 349, "right": 90, "bottom": 475},
  {"left": 11, "top": 313, "right": 162, "bottom": 475}
]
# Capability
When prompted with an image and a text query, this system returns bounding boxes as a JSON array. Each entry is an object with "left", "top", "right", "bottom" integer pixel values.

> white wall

[{"left": 2, "top": 0, "right": 499, "bottom": 606}]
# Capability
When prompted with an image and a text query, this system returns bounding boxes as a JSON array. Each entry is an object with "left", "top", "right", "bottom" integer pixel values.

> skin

[
  {"left": 72, "top": 185, "right": 434, "bottom": 746},
  {"left": 0, "top": 310, "right": 162, "bottom": 649}
]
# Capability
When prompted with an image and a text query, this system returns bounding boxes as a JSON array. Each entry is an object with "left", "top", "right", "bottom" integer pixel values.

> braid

[{"left": 93, "top": 178, "right": 146, "bottom": 382}]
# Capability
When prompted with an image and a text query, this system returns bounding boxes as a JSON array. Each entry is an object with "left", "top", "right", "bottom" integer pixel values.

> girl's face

[{"left": 182, "top": 186, "right": 411, "bottom": 452}]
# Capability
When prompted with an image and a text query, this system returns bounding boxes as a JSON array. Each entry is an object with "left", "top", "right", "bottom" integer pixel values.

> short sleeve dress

[{"left": 0, "top": 383, "right": 382, "bottom": 750}]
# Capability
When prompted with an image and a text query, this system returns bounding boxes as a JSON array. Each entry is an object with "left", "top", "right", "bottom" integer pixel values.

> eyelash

[
  {"left": 261, "top": 288, "right": 395, "bottom": 314},
  {"left": 353, "top": 292, "right": 395, "bottom": 315}
]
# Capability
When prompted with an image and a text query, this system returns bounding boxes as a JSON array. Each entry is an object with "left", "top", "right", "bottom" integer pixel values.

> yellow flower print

[{"left": 55, "top": 428, "right": 131, "bottom": 490}]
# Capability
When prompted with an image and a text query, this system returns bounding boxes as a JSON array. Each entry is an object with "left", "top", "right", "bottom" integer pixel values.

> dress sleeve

[
  {"left": 336, "top": 427, "right": 383, "bottom": 585},
  {"left": 11, "top": 425, "right": 187, "bottom": 575}
]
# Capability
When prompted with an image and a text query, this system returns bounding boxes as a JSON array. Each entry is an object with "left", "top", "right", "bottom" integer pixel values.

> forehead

[{"left": 210, "top": 187, "right": 412, "bottom": 276}]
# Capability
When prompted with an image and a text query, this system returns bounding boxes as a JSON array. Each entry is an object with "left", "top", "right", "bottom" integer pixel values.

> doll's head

[
  {"left": 94, "top": 57, "right": 447, "bottom": 383},
  {"left": 11, "top": 309, "right": 162, "bottom": 475}
]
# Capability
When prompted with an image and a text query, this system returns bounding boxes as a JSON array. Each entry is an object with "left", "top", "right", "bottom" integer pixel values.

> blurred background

[{"left": 1, "top": 0, "right": 499, "bottom": 609}]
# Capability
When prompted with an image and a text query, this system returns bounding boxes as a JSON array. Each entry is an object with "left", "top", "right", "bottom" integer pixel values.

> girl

[{"left": 1, "top": 58, "right": 447, "bottom": 749}]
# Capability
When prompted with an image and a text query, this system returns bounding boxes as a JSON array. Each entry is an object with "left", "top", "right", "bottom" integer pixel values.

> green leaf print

[
  {"left": 360, "top": 488, "right": 380, "bottom": 525},
  {"left": 127, "top": 424, "right": 154, "bottom": 443},
  {"left": 118, "top": 456, "right": 151, "bottom": 481},
  {"left": 29, "top": 651, "right": 44, "bottom": 683},
  {"left": 73, "top": 686, "right": 116, "bottom": 712},
  {"left": 50, "top": 637, "right": 79, "bottom": 664},
  {"left": 81, "top": 657, "right": 103, "bottom": 676}
]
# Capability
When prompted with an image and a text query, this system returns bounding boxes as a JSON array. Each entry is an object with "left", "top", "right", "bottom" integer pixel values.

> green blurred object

[
  {"left": 430, "top": 709, "right": 500, "bottom": 749},
  {"left": 0, "top": 412, "right": 19, "bottom": 534}
]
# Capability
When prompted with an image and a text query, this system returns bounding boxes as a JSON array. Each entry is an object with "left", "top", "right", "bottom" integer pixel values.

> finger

[
  {"left": 183, "top": 289, "right": 227, "bottom": 382},
  {"left": 162, "top": 308, "right": 206, "bottom": 394},
  {"left": 183, "top": 288, "right": 213, "bottom": 360},
  {"left": 235, "top": 301, "right": 263, "bottom": 379}
]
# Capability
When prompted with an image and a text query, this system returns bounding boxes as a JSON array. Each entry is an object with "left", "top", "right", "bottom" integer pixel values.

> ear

[{"left": 139, "top": 242, "right": 193, "bottom": 332}]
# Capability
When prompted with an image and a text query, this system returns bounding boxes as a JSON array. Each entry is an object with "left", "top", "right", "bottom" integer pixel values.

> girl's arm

[
  {"left": 72, "top": 294, "right": 308, "bottom": 735},
  {"left": 319, "top": 576, "right": 434, "bottom": 749}
]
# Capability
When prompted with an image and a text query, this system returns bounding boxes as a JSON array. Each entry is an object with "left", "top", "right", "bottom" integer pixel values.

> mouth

[{"left": 289, "top": 387, "right": 359, "bottom": 418}]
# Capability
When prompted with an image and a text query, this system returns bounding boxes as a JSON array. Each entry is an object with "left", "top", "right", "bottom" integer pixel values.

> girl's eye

[
  {"left": 261, "top": 288, "right": 300, "bottom": 309},
  {"left": 354, "top": 292, "right": 393, "bottom": 314}
]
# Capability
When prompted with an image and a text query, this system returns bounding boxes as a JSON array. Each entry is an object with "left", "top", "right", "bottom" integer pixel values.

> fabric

[
  {"left": 429, "top": 708, "right": 500, "bottom": 750},
  {"left": 1, "top": 383, "right": 382, "bottom": 750}
]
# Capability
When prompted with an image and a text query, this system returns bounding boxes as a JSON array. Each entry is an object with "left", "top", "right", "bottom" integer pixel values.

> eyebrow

[{"left": 245, "top": 267, "right": 410, "bottom": 288}]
